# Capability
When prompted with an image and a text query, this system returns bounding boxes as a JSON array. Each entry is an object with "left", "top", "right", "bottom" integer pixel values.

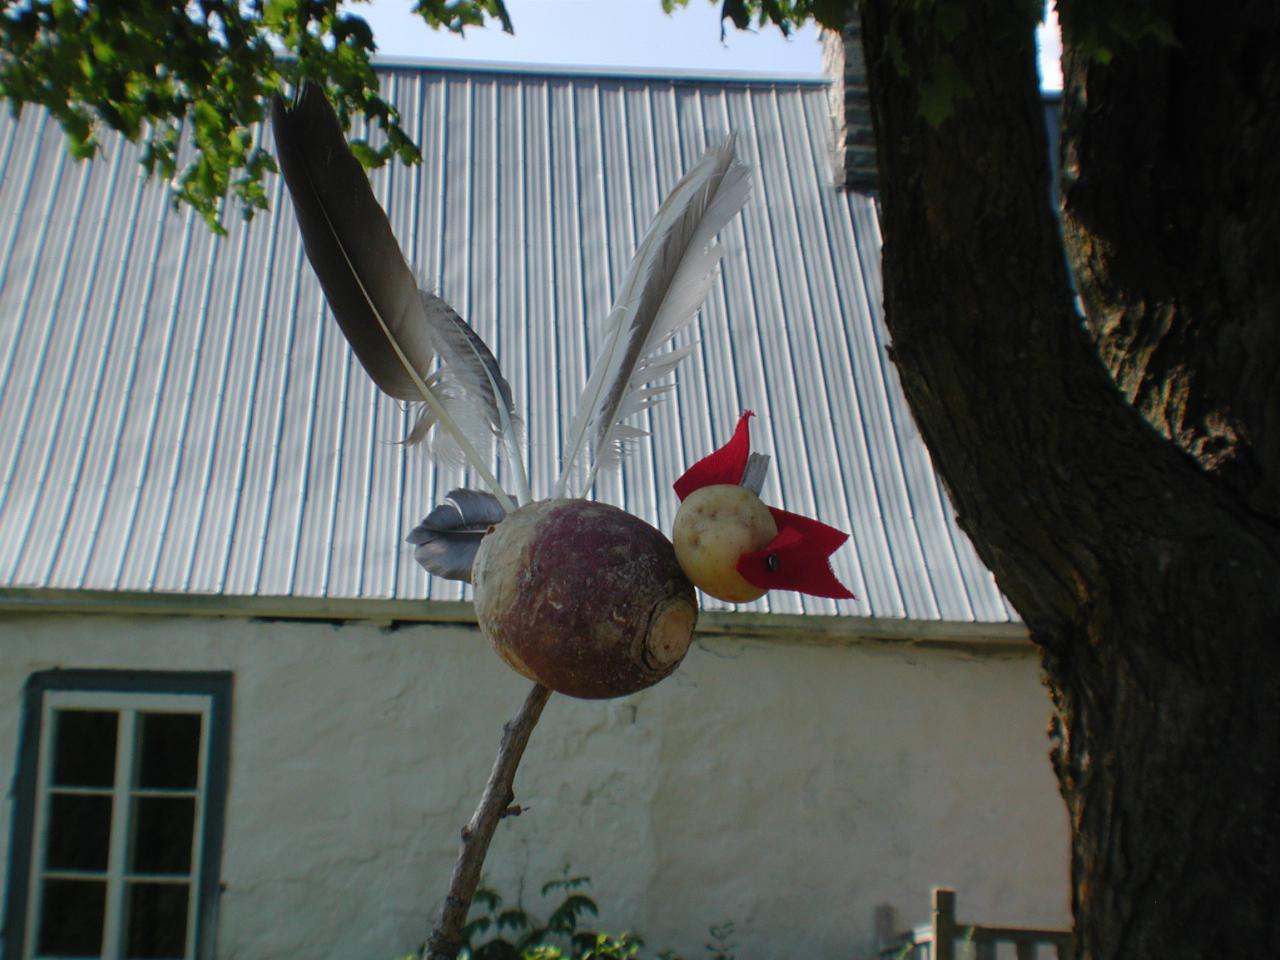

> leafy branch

[
  {"left": 660, "top": 0, "right": 848, "bottom": 37},
  {"left": 0, "top": 0, "right": 511, "bottom": 231},
  {"left": 0, "top": 0, "right": 1175, "bottom": 229}
]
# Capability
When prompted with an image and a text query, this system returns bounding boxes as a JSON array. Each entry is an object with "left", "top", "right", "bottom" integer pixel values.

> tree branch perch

[{"left": 425, "top": 681, "right": 553, "bottom": 960}]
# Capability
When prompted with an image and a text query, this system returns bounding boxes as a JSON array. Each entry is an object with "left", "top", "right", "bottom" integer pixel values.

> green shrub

[
  {"left": 460, "top": 874, "right": 647, "bottom": 960},
  {"left": 394, "top": 874, "right": 734, "bottom": 960},
  {"left": 455, "top": 874, "right": 732, "bottom": 960}
]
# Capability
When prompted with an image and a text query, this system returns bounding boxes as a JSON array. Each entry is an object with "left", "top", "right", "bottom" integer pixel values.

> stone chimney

[{"left": 822, "top": 16, "right": 878, "bottom": 192}]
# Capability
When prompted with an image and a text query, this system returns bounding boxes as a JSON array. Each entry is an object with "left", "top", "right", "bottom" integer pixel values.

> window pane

[
  {"left": 46, "top": 792, "right": 113, "bottom": 871},
  {"left": 52, "top": 709, "right": 118, "bottom": 787},
  {"left": 37, "top": 878, "right": 106, "bottom": 955},
  {"left": 136, "top": 713, "right": 202, "bottom": 790},
  {"left": 131, "top": 796, "right": 196, "bottom": 875},
  {"left": 125, "top": 881, "right": 190, "bottom": 959}
]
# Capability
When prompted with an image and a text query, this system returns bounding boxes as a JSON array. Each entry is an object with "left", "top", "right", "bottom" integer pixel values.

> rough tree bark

[{"left": 857, "top": 1, "right": 1280, "bottom": 956}]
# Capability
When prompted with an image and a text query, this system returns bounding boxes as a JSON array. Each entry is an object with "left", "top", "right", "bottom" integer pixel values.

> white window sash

[{"left": 25, "top": 690, "right": 214, "bottom": 960}]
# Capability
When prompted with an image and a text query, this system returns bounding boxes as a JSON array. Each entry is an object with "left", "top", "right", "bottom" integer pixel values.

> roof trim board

[{"left": 0, "top": 587, "right": 1031, "bottom": 649}]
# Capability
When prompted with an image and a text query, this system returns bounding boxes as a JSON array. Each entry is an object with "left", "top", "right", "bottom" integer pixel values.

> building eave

[{"left": 0, "top": 587, "right": 1031, "bottom": 651}]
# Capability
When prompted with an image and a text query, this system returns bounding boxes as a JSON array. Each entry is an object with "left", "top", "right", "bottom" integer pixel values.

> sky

[{"left": 350, "top": 0, "right": 1064, "bottom": 91}]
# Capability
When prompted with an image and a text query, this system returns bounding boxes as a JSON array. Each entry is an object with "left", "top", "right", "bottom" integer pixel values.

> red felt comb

[{"left": 674, "top": 411, "right": 755, "bottom": 499}]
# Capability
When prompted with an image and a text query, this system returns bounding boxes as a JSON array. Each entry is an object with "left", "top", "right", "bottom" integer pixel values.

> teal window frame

[{"left": 3, "top": 670, "right": 233, "bottom": 960}]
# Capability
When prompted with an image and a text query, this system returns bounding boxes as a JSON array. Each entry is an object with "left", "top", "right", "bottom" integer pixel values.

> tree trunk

[{"left": 857, "top": 1, "right": 1280, "bottom": 956}]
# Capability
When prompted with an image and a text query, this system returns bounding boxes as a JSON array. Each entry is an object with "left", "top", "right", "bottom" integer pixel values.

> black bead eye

[{"left": 765, "top": 553, "right": 779, "bottom": 572}]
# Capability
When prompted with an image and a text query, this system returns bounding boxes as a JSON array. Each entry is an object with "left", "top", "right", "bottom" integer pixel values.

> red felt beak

[
  {"left": 674, "top": 411, "right": 856, "bottom": 600},
  {"left": 737, "top": 508, "right": 857, "bottom": 599}
]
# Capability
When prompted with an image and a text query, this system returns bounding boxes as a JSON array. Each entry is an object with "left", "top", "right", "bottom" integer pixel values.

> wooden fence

[{"left": 873, "top": 887, "right": 1072, "bottom": 960}]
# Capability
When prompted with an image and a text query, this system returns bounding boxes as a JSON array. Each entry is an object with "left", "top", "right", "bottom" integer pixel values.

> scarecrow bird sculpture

[
  {"left": 273, "top": 79, "right": 854, "bottom": 959},
  {"left": 673, "top": 410, "right": 855, "bottom": 603},
  {"left": 272, "top": 82, "right": 853, "bottom": 701}
]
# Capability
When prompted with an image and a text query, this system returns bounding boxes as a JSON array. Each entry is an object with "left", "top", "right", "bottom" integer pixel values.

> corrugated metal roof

[{"left": 0, "top": 63, "right": 1017, "bottom": 624}]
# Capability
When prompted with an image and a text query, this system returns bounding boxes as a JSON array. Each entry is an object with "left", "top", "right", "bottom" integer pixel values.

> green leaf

[
  {"left": 934, "top": 1, "right": 968, "bottom": 41},
  {"left": 349, "top": 140, "right": 380, "bottom": 168},
  {"left": 886, "top": 27, "right": 909, "bottom": 77},
  {"left": 540, "top": 874, "right": 591, "bottom": 896},
  {"left": 1058, "top": 0, "right": 1179, "bottom": 65},
  {"left": 495, "top": 907, "right": 530, "bottom": 932},
  {"left": 464, "top": 917, "right": 494, "bottom": 939},
  {"left": 916, "top": 55, "right": 973, "bottom": 128},
  {"left": 547, "top": 893, "right": 599, "bottom": 933},
  {"left": 333, "top": 13, "right": 375, "bottom": 50}
]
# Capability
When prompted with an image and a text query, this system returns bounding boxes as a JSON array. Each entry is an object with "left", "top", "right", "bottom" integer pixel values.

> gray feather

[
  {"left": 273, "top": 84, "right": 524, "bottom": 507},
  {"left": 423, "top": 291, "right": 520, "bottom": 443},
  {"left": 741, "top": 453, "right": 771, "bottom": 496},
  {"left": 271, "top": 83, "right": 436, "bottom": 400},
  {"left": 406, "top": 489, "right": 509, "bottom": 582}
]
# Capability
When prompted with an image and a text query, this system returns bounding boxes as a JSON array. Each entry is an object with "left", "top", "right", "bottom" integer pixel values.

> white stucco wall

[{"left": 0, "top": 612, "right": 1069, "bottom": 959}]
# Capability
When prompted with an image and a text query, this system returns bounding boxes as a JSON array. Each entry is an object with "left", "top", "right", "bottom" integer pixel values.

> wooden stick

[{"left": 426, "top": 682, "right": 553, "bottom": 959}]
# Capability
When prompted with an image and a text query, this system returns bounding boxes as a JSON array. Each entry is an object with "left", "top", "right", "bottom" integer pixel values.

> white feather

[
  {"left": 417, "top": 292, "right": 532, "bottom": 504},
  {"left": 556, "top": 135, "right": 751, "bottom": 498},
  {"left": 425, "top": 399, "right": 495, "bottom": 469}
]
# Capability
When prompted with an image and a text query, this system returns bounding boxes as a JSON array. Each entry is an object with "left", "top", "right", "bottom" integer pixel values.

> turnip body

[
  {"left": 472, "top": 499, "right": 697, "bottom": 699},
  {"left": 672, "top": 484, "right": 778, "bottom": 602}
]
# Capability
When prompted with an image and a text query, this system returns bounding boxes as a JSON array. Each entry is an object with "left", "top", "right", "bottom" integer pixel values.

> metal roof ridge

[{"left": 368, "top": 53, "right": 829, "bottom": 85}]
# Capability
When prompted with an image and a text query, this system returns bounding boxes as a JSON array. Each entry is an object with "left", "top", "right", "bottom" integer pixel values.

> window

[{"left": 4, "top": 671, "right": 232, "bottom": 960}]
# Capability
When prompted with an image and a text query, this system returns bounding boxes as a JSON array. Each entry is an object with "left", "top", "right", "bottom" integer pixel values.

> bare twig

[{"left": 426, "top": 681, "right": 553, "bottom": 959}]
